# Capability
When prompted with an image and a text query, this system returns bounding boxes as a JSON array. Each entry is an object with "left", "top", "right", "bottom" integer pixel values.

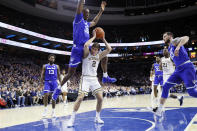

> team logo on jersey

[
  {"left": 84, "top": 22, "right": 89, "bottom": 35},
  {"left": 47, "top": 67, "right": 56, "bottom": 70},
  {"left": 88, "top": 57, "right": 99, "bottom": 61}
]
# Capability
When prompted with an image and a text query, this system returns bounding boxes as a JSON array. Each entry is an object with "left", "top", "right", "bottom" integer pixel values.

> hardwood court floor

[{"left": 0, "top": 94, "right": 196, "bottom": 131}]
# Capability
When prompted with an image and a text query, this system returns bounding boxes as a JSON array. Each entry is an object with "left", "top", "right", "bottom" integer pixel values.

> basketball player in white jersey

[
  {"left": 160, "top": 48, "right": 184, "bottom": 106},
  {"left": 67, "top": 29, "right": 112, "bottom": 127},
  {"left": 60, "top": 70, "right": 70, "bottom": 106}
]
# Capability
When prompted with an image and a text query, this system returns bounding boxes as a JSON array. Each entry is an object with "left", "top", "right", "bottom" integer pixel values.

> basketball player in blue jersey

[
  {"left": 40, "top": 54, "right": 61, "bottom": 118},
  {"left": 160, "top": 49, "right": 184, "bottom": 106},
  {"left": 151, "top": 57, "right": 163, "bottom": 107},
  {"left": 52, "top": 0, "right": 116, "bottom": 100},
  {"left": 154, "top": 32, "right": 197, "bottom": 116}
]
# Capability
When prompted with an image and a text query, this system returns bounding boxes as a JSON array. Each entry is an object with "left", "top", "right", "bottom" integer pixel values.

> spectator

[
  {"left": 16, "top": 87, "right": 25, "bottom": 107},
  {"left": 24, "top": 88, "right": 33, "bottom": 106},
  {"left": 31, "top": 88, "right": 38, "bottom": 105},
  {"left": 10, "top": 88, "right": 16, "bottom": 107}
]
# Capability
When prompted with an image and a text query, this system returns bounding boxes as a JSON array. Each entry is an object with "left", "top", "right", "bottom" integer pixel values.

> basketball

[{"left": 95, "top": 27, "right": 105, "bottom": 39}]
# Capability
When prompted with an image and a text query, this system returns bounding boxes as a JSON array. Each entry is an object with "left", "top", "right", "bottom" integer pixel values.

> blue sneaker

[
  {"left": 52, "top": 88, "right": 61, "bottom": 101},
  {"left": 102, "top": 76, "right": 117, "bottom": 83}
]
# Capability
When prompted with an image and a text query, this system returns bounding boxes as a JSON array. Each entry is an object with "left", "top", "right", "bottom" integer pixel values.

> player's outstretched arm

[
  {"left": 173, "top": 36, "right": 189, "bottom": 56},
  {"left": 84, "top": 30, "right": 97, "bottom": 58},
  {"left": 40, "top": 65, "right": 46, "bottom": 86},
  {"left": 99, "top": 34, "right": 112, "bottom": 60},
  {"left": 57, "top": 65, "right": 61, "bottom": 83},
  {"left": 90, "top": 1, "right": 106, "bottom": 27},
  {"left": 76, "top": 0, "right": 85, "bottom": 14},
  {"left": 173, "top": 36, "right": 189, "bottom": 47}
]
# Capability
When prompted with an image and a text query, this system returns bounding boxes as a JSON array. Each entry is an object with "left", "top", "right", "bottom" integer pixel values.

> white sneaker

[
  {"left": 155, "top": 107, "right": 164, "bottom": 117},
  {"left": 51, "top": 111, "right": 56, "bottom": 118},
  {"left": 42, "top": 110, "right": 47, "bottom": 118},
  {"left": 67, "top": 118, "right": 75, "bottom": 127},
  {"left": 94, "top": 117, "right": 104, "bottom": 124}
]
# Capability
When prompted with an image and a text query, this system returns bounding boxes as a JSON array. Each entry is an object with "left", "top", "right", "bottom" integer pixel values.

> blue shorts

[
  {"left": 154, "top": 75, "right": 163, "bottom": 86},
  {"left": 44, "top": 81, "right": 58, "bottom": 93},
  {"left": 167, "top": 63, "right": 196, "bottom": 88},
  {"left": 69, "top": 46, "right": 84, "bottom": 68},
  {"left": 162, "top": 62, "right": 197, "bottom": 98}
]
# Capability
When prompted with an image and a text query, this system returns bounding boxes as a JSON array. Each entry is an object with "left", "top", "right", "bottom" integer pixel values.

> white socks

[
  {"left": 64, "top": 96, "right": 67, "bottom": 104},
  {"left": 152, "top": 97, "right": 159, "bottom": 108},
  {"left": 58, "top": 85, "right": 61, "bottom": 89},
  {"left": 177, "top": 96, "right": 181, "bottom": 100},
  {"left": 96, "top": 112, "right": 100, "bottom": 118},
  {"left": 103, "top": 72, "right": 108, "bottom": 77},
  {"left": 158, "top": 103, "right": 163, "bottom": 110},
  {"left": 71, "top": 111, "right": 76, "bottom": 120}
]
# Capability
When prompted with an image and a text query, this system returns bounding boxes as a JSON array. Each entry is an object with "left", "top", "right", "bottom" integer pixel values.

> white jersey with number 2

[{"left": 82, "top": 53, "right": 100, "bottom": 77}]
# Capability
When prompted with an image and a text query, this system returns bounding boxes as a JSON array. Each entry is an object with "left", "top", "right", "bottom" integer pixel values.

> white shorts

[
  {"left": 79, "top": 76, "right": 102, "bottom": 96},
  {"left": 61, "top": 83, "right": 68, "bottom": 93},
  {"left": 163, "top": 74, "right": 171, "bottom": 84},
  {"left": 58, "top": 80, "right": 68, "bottom": 93}
]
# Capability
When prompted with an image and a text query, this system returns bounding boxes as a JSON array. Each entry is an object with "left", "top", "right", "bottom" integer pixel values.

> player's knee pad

[{"left": 161, "top": 83, "right": 175, "bottom": 98}]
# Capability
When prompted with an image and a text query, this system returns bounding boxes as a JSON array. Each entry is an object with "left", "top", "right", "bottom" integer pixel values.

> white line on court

[{"left": 184, "top": 113, "right": 197, "bottom": 131}]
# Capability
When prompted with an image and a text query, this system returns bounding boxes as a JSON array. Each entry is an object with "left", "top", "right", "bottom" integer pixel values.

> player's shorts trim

[
  {"left": 78, "top": 90, "right": 89, "bottom": 96},
  {"left": 177, "top": 60, "right": 191, "bottom": 67},
  {"left": 44, "top": 90, "right": 54, "bottom": 93},
  {"left": 92, "top": 87, "right": 103, "bottom": 96},
  {"left": 166, "top": 81, "right": 177, "bottom": 85},
  {"left": 187, "top": 86, "right": 196, "bottom": 90},
  {"left": 44, "top": 90, "right": 50, "bottom": 92},
  {"left": 69, "top": 62, "right": 81, "bottom": 66}
]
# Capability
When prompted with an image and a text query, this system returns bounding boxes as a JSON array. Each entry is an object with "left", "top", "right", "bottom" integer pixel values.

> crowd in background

[{"left": 0, "top": 50, "right": 187, "bottom": 109}]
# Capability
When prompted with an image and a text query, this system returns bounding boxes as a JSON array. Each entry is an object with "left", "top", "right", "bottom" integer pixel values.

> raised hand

[
  {"left": 101, "top": 1, "right": 107, "bottom": 12},
  {"left": 92, "top": 29, "right": 97, "bottom": 38}
]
